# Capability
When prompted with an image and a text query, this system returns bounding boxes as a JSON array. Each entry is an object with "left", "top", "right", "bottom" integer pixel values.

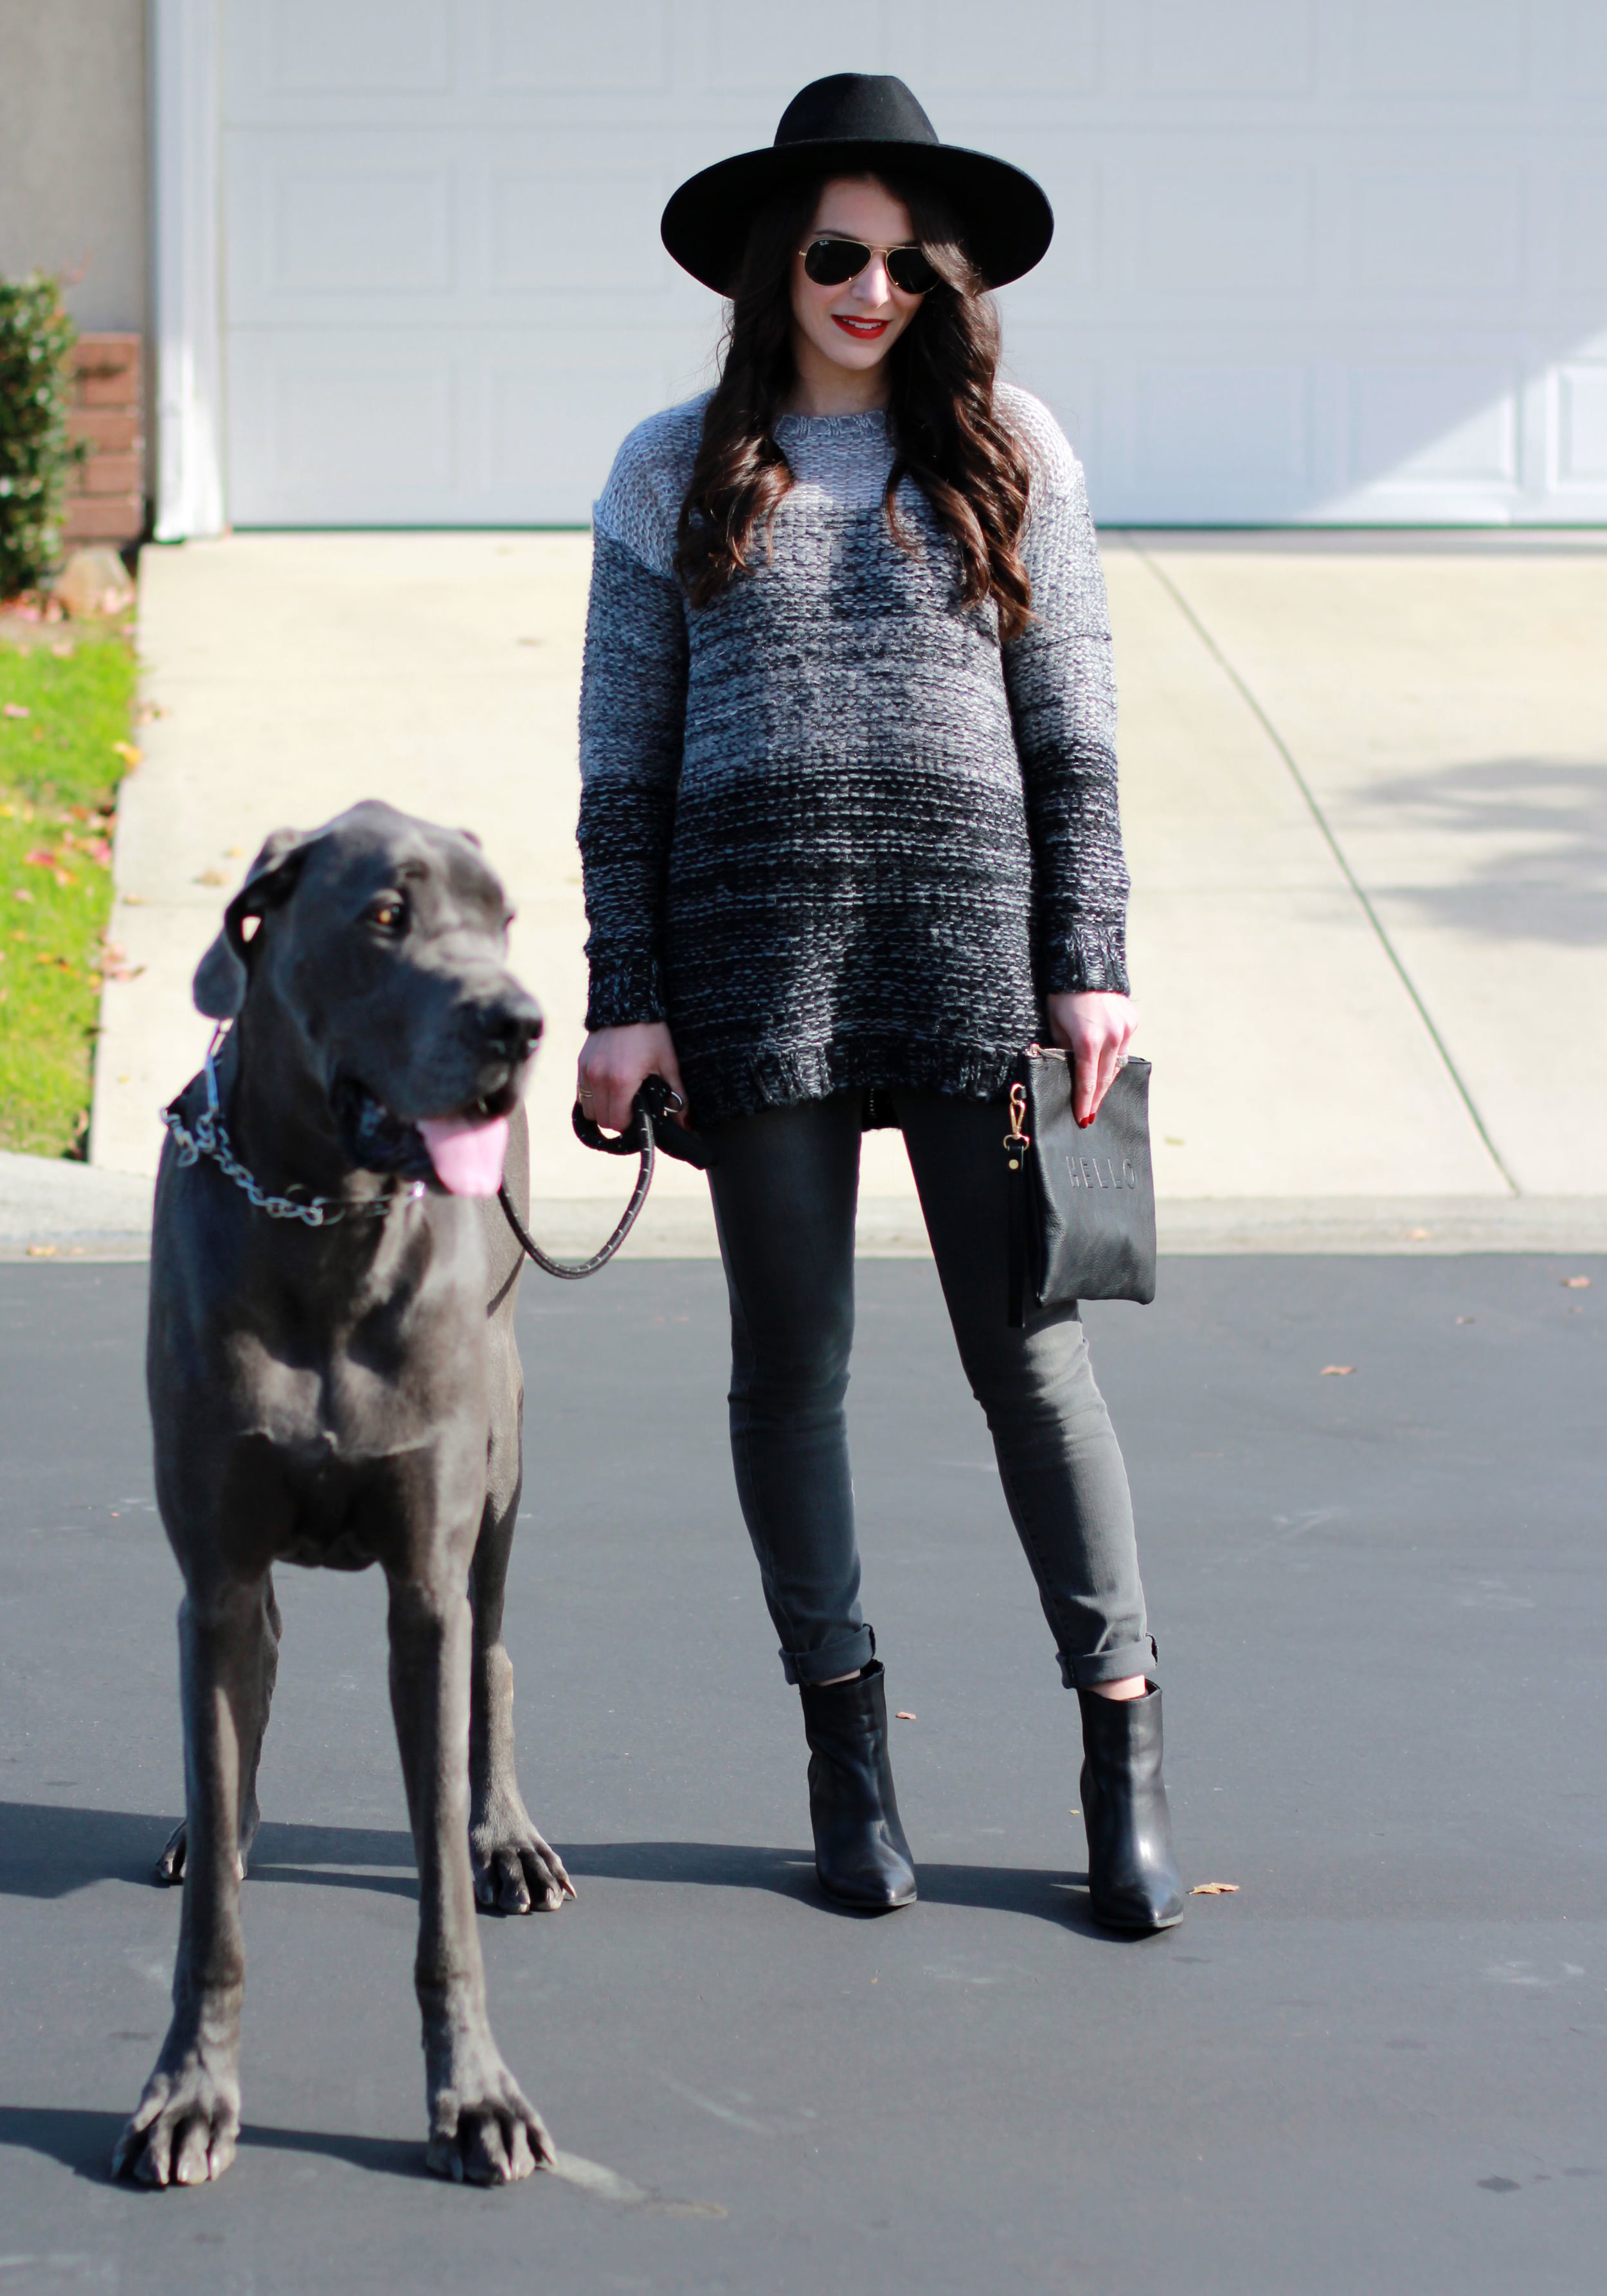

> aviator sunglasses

[{"left": 800, "top": 234, "right": 940, "bottom": 296}]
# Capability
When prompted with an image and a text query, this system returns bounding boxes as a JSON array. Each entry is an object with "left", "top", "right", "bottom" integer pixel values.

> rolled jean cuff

[
  {"left": 1058, "top": 1636, "right": 1157, "bottom": 1691},
  {"left": 781, "top": 1624, "right": 875, "bottom": 1688}
]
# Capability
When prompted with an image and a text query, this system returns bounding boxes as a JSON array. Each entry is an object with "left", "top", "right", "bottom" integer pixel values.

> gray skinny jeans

[{"left": 706, "top": 1088, "right": 1153, "bottom": 1692}]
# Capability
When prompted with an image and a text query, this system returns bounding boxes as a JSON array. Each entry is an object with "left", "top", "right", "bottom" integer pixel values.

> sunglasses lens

[
  {"left": 803, "top": 238, "right": 869, "bottom": 286},
  {"left": 888, "top": 248, "right": 938, "bottom": 294}
]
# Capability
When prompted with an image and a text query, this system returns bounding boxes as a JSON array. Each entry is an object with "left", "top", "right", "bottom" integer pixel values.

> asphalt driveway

[{"left": 1, "top": 1251, "right": 1602, "bottom": 2293}]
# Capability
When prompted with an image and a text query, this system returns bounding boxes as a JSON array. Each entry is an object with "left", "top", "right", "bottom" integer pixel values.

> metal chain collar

[{"left": 160, "top": 1031, "right": 424, "bottom": 1230}]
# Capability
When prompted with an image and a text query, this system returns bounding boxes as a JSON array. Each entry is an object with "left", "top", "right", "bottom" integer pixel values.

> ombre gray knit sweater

[{"left": 577, "top": 382, "right": 1128, "bottom": 1125}]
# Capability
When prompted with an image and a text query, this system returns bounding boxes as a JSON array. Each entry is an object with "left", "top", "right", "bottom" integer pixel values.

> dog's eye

[{"left": 366, "top": 895, "right": 406, "bottom": 933}]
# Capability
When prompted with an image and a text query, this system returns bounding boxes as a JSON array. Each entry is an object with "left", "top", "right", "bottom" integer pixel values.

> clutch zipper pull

[
  {"left": 1005, "top": 1078, "right": 1032, "bottom": 1330},
  {"left": 1003, "top": 1082, "right": 1030, "bottom": 1171}
]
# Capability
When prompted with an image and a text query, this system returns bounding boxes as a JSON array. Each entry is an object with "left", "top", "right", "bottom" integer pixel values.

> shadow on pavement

[
  {"left": 0, "top": 1804, "right": 415, "bottom": 1899},
  {"left": 560, "top": 1838, "right": 1145, "bottom": 1939},
  {"left": 0, "top": 2103, "right": 425, "bottom": 2185},
  {"left": 1352, "top": 755, "right": 1607, "bottom": 943},
  {"left": 0, "top": 1804, "right": 1142, "bottom": 1938}
]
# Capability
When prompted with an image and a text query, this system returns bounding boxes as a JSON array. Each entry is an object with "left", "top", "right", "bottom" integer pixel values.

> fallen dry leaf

[
  {"left": 1405, "top": 1226, "right": 1430, "bottom": 1241},
  {"left": 111, "top": 740, "right": 142, "bottom": 766},
  {"left": 3, "top": 703, "right": 30, "bottom": 720},
  {"left": 1562, "top": 1276, "right": 1591, "bottom": 1289},
  {"left": 26, "top": 1244, "right": 58, "bottom": 1259},
  {"left": 1190, "top": 1882, "right": 1240, "bottom": 1896},
  {"left": 894, "top": 1710, "right": 917, "bottom": 1721},
  {"left": 22, "top": 848, "right": 57, "bottom": 867},
  {"left": 193, "top": 868, "right": 227, "bottom": 886},
  {"left": 1321, "top": 1365, "right": 1355, "bottom": 1376}
]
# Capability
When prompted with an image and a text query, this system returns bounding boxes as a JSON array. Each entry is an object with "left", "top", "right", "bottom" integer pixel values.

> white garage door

[{"left": 221, "top": 0, "right": 1607, "bottom": 526}]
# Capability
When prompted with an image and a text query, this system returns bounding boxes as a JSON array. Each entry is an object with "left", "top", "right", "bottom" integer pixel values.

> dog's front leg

[
  {"left": 114, "top": 1581, "right": 265, "bottom": 2185},
  {"left": 469, "top": 1480, "right": 573, "bottom": 1915},
  {"left": 387, "top": 1568, "right": 553, "bottom": 2184},
  {"left": 155, "top": 1571, "right": 283, "bottom": 1886}
]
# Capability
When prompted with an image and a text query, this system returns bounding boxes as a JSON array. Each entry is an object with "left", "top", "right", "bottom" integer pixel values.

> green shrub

[{"left": 0, "top": 274, "right": 85, "bottom": 600}]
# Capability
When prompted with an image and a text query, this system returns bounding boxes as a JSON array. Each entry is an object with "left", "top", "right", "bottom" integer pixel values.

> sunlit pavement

[{"left": 1, "top": 1253, "right": 1603, "bottom": 2293}]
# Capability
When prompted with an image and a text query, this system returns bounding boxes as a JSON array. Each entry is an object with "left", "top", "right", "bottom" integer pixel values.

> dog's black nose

[{"left": 479, "top": 994, "right": 543, "bottom": 1066}]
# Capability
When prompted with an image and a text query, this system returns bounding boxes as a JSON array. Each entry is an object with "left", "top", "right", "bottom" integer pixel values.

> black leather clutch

[{"left": 1005, "top": 1046, "right": 1157, "bottom": 1324}]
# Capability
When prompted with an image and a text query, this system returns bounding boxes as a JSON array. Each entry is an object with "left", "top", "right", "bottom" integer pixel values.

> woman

[{"left": 575, "top": 75, "right": 1183, "bottom": 1931}]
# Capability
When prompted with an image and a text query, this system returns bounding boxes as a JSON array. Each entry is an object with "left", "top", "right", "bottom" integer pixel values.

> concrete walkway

[{"left": 35, "top": 526, "right": 1607, "bottom": 1256}]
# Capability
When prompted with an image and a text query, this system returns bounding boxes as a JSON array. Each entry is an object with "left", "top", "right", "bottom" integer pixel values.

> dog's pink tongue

[{"left": 417, "top": 1113, "right": 509, "bottom": 1197}]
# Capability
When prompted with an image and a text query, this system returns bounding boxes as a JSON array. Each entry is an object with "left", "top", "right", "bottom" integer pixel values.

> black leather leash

[{"left": 497, "top": 1073, "right": 713, "bottom": 1281}]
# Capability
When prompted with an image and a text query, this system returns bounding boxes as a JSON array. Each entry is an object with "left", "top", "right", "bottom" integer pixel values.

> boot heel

[{"left": 798, "top": 1660, "right": 917, "bottom": 1911}]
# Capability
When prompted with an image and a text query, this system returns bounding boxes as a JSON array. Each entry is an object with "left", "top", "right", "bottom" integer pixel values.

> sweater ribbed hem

[
  {"left": 1046, "top": 920, "right": 1131, "bottom": 996},
  {"left": 684, "top": 1033, "right": 1027, "bottom": 1127},
  {"left": 584, "top": 950, "right": 668, "bottom": 1032}
]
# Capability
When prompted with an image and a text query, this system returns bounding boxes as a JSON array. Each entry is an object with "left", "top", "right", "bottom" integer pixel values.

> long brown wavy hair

[{"left": 674, "top": 174, "right": 1035, "bottom": 638}]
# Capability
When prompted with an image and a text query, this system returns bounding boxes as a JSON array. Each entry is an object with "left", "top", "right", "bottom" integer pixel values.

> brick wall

[{"left": 64, "top": 334, "right": 144, "bottom": 545}]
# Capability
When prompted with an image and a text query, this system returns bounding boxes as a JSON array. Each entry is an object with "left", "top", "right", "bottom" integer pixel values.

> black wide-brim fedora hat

[{"left": 661, "top": 73, "right": 1054, "bottom": 295}]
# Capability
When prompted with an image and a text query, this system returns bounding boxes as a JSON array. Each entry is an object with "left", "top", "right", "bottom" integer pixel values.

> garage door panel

[
  {"left": 486, "top": 0, "right": 672, "bottom": 92},
  {"left": 915, "top": 0, "right": 1100, "bottom": 98},
  {"left": 228, "top": 129, "right": 690, "bottom": 325},
  {"left": 237, "top": 356, "right": 460, "bottom": 508},
  {"left": 229, "top": 332, "right": 688, "bottom": 524},
  {"left": 1349, "top": 169, "right": 1525, "bottom": 298},
  {"left": 1559, "top": 175, "right": 1607, "bottom": 291},
  {"left": 487, "top": 355, "right": 684, "bottom": 492},
  {"left": 1347, "top": 362, "right": 1521, "bottom": 489},
  {"left": 1137, "top": 0, "right": 1317, "bottom": 98},
  {"left": 488, "top": 164, "right": 670, "bottom": 292},
  {"left": 258, "top": 0, "right": 456, "bottom": 97},
  {"left": 1133, "top": 363, "right": 1313, "bottom": 516},
  {"left": 703, "top": 0, "right": 892, "bottom": 96},
  {"left": 1562, "top": 3, "right": 1607, "bottom": 92},
  {"left": 1554, "top": 367, "right": 1607, "bottom": 485},
  {"left": 1349, "top": 0, "right": 1528, "bottom": 98},
  {"left": 1134, "top": 166, "right": 1315, "bottom": 297},
  {"left": 272, "top": 164, "right": 457, "bottom": 296}
]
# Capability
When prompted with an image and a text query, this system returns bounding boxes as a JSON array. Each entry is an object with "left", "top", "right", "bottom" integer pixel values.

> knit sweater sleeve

[
  {"left": 576, "top": 404, "right": 701, "bottom": 1029},
  {"left": 996, "top": 386, "right": 1131, "bottom": 997}
]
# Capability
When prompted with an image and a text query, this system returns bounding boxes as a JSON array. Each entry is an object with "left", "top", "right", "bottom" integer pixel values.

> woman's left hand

[{"left": 1046, "top": 991, "right": 1138, "bottom": 1129}]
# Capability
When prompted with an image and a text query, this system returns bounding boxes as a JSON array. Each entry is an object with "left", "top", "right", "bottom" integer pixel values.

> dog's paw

[
  {"left": 112, "top": 2054, "right": 241, "bottom": 2187},
  {"left": 471, "top": 1798, "right": 574, "bottom": 1915},
  {"left": 426, "top": 2056, "right": 553, "bottom": 2185}
]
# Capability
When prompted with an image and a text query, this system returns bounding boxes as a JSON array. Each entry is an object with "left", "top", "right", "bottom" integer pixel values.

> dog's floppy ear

[{"left": 192, "top": 827, "right": 314, "bottom": 1019}]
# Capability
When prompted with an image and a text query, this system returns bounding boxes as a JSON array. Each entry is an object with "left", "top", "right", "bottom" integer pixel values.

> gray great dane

[{"left": 114, "top": 801, "right": 568, "bottom": 2189}]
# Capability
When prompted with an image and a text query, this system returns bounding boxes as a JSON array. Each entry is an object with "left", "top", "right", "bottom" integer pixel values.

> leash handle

[
  {"left": 498, "top": 1075, "right": 712, "bottom": 1281},
  {"left": 570, "top": 1074, "right": 713, "bottom": 1169}
]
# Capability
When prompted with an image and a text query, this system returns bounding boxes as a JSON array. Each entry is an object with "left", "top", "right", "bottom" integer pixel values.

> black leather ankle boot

[
  {"left": 1077, "top": 1683, "right": 1185, "bottom": 1932},
  {"left": 798, "top": 1660, "right": 917, "bottom": 1911}
]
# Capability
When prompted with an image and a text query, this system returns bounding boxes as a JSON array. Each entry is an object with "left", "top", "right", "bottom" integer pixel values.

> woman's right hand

[{"left": 576, "top": 1021, "right": 687, "bottom": 1136}]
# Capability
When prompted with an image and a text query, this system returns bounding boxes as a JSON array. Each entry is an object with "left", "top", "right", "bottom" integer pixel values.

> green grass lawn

[{"left": 0, "top": 627, "right": 139, "bottom": 1156}]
